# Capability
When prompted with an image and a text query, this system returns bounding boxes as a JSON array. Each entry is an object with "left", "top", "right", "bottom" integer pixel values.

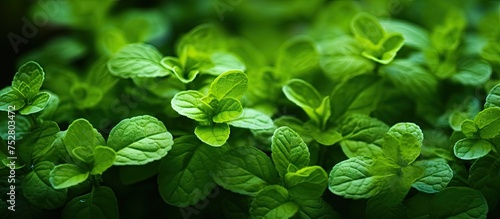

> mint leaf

[
  {"left": 362, "top": 33, "right": 405, "bottom": 64},
  {"left": 337, "top": 114, "right": 388, "bottom": 158},
  {"left": 63, "top": 119, "right": 103, "bottom": 160},
  {"left": 213, "top": 146, "right": 280, "bottom": 196},
  {"left": 0, "top": 88, "right": 25, "bottom": 111},
  {"left": 213, "top": 98, "right": 243, "bottom": 123},
  {"left": 284, "top": 165, "right": 328, "bottom": 199},
  {"left": 485, "top": 83, "right": 500, "bottom": 108},
  {"left": 90, "top": 146, "right": 116, "bottom": 175},
  {"left": 194, "top": 123, "right": 230, "bottom": 147},
  {"left": 276, "top": 37, "right": 319, "bottom": 77},
  {"left": 294, "top": 199, "right": 339, "bottom": 219},
  {"left": 328, "top": 157, "right": 388, "bottom": 199},
  {"left": 461, "top": 119, "right": 478, "bottom": 138},
  {"left": 49, "top": 163, "right": 89, "bottom": 189},
  {"left": 202, "top": 52, "right": 246, "bottom": 75},
  {"left": 282, "top": 79, "right": 330, "bottom": 126},
  {"left": 249, "top": 185, "right": 299, "bottom": 219},
  {"left": 107, "top": 115, "right": 173, "bottom": 165},
  {"left": 412, "top": 159, "right": 453, "bottom": 193},
  {"left": 380, "top": 19, "right": 431, "bottom": 50},
  {"left": 271, "top": 126, "right": 310, "bottom": 178},
  {"left": 108, "top": 43, "right": 170, "bottom": 78},
  {"left": 351, "top": 13, "right": 385, "bottom": 47},
  {"left": 382, "top": 123, "right": 423, "bottom": 166},
  {"left": 330, "top": 74, "right": 383, "bottom": 120},
  {"left": 453, "top": 139, "right": 492, "bottom": 160},
  {"left": 209, "top": 70, "right": 248, "bottom": 100},
  {"left": 228, "top": 108, "right": 274, "bottom": 130},
  {"left": 171, "top": 90, "right": 213, "bottom": 122},
  {"left": 474, "top": 107, "right": 500, "bottom": 139},
  {"left": 72, "top": 146, "right": 93, "bottom": 164},
  {"left": 13, "top": 61, "right": 45, "bottom": 98},
  {"left": 431, "top": 187, "right": 488, "bottom": 219},
  {"left": 19, "top": 91, "right": 51, "bottom": 115},
  {"left": 158, "top": 136, "right": 223, "bottom": 207},
  {"left": 451, "top": 59, "right": 492, "bottom": 86},
  {"left": 62, "top": 186, "right": 119, "bottom": 219},
  {"left": 22, "top": 161, "right": 67, "bottom": 209},
  {"left": 29, "top": 121, "right": 60, "bottom": 161},
  {"left": 160, "top": 56, "right": 199, "bottom": 83}
]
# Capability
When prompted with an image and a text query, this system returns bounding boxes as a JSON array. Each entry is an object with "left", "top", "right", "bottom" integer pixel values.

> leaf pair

[
  {"left": 329, "top": 123, "right": 453, "bottom": 206},
  {"left": 0, "top": 61, "right": 52, "bottom": 115},
  {"left": 171, "top": 70, "right": 273, "bottom": 146},
  {"left": 50, "top": 115, "right": 173, "bottom": 189},
  {"left": 351, "top": 13, "right": 405, "bottom": 64},
  {"left": 454, "top": 107, "right": 500, "bottom": 160},
  {"left": 212, "top": 127, "right": 336, "bottom": 218}
]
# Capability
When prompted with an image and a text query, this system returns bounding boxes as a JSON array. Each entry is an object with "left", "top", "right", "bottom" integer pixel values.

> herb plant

[{"left": 1, "top": 0, "right": 500, "bottom": 218}]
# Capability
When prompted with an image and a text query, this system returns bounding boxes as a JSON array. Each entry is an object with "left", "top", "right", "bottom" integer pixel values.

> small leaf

[
  {"left": 108, "top": 43, "right": 170, "bottom": 78},
  {"left": 209, "top": 70, "right": 248, "bottom": 100},
  {"left": 249, "top": 185, "right": 299, "bottom": 219},
  {"left": 91, "top": 146, "right": 116, "bottom": 175},
  {"left": 474, "top": 107, "right": 500, "bottom": 139},
  {"left": 382, "top": 123, "right": 423, "bottom": 166},
  {"left": 213, "top": 146, "right": 280, "bottom": 196},
  {"left": 160, "top": 56, "right": 199, "bottom": 83},
  {"left": 362, "top": 33, "right": 405, "bottom": 64},
  {"left": 213, "top": 98, "right": 243, "bottom": 123},
  {"left": 194, "top": 123, "right": 230, "bottom": 147},
  {"left": 19, "top": 91, "right": 51, "bottom": 115},
  {"left": 228, "top": 108, "right": 274, "bottom": 130},
  {"left": 13, "top": 61, "right": 45, "bottom": 98},
  {"left": 460, "top": 119, "right": 478, "bottom": 138},
  {"left": 412, "top": 159, "right": 453, "bottom": 193},
  {"left": 453, "top": 139, "right": 491, "bottom": 160},
  {"left": 107, "top": 115, "right": 173, "bottom": 165},
  {"left": 171, "top": 90, "right": 213, "bottom": 122},
  {"left": 49, "top": 164, "right": 89, "bottom": 189},
  {"left": 62, "top": 186, "right": 119, "bottom": 219},
  {"left": 271, "top": 126, "right": 310, "bottom": 178},
  {"left": 284, "top": 165, "right": 328, "bottom": 199},
  {"left": 351, "top": 13, "right": 385, "bottom": 47},
  {"left": 64, "top": 118, "right": 103, "bottom": 160}
]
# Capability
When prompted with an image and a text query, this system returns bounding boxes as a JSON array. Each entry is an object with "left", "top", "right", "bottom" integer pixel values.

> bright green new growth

[
  {"left": 171, "top": 70, "right": 273, "bottom": 146},
  {"left": 0, "top": 61, "right": 52, "bottom": 115},
  {"left": 329, "top": 122, "right": 453, "bottom": 203}
]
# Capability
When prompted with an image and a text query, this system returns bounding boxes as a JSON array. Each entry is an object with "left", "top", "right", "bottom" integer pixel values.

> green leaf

[
  {"left": 72, "top": 146, "right": 94, "bottom": 164},
  {"left": 293, "top": 199, "right": 339, "bottom": 219},
  {"left": 380, "top": 19, "right": 431, "bottom": 50},
  {"left": 474, "top": 107, "right": 500, "bottom": 139},
  {"left": 328, "top": 157, "right": 389, "bottom": 199},
  {"left": 213, "top": 146, "right": 280, "bottom": 196},
  {"left": 412, "top": 159, "right": 453, "bottom": 193},
  {"left": 362, "top": 33, "right": 405, "bottom": 64},
  {"left": 107, "top": 43, "right": 170, "bottom": 78},
  {"left": 337, "top": 114, "right": 389, "bottom": 158},
  {"left": 209, "top": 70, "right": 248, "bottom": 100},
  {"left": 228, "top": 108, "right": 274, "bottom": 130},
  {"left": 330, "top": 74, "right": 383, "bottom": 119},
  {"left": 107, "top": 115, "right": 173, "bottom": 165},
  {"left": 171, "top": 90, "right": 213, "bottom": 122},
  {"left": 62, "top": 186, "right": 119, "bottom": 219},
  {"left": 158, "top": 136, "right": 223, "bottom": 207},
  {"left": 69, "top": 83, "right": 103, "bottom": 110},
  {"left": 276, "top": 36, "right": 319, "bottom": 77},
  {"left": 284, "top": 165, "right": 328, "bottom": 199},
  {"left": 29, "top": 121, "right": 60, "bottom": 161},
  {"left": 431, "top": 187, "right": 488, "bottom": 219},
  {"left": 19, "top": 91, "right": 51, "bottom": 115},
  {"left": 249, "top": 185, "right": 299, "bottom": 219},
  {"left": 213, "top": 98, "right": 243, "bottom": 123},
  {"left": 282, "top": 79, "right": 330, "bottom": 126},
  {"left": 453, "top": 139, "right": 492, "bottom": 160},
  {"left": 340, "top": 141, "right": 383, "bottom": 159},
  {"left": 451, "top": 59, "right": 492, "bottom": 86},
  {"left": 382, "top": 123, "right": 423, "bottom": 166},
  {"left": 12, "top": 61, "right": 45, "bottom": 98},
  {"left": 49, "top": 163, "right": 89, "bottom": 189},
  {"left": 0, "top": 88, "right": 25, "bottom": 111},
  {"left": 460, "top": 119, "right": 478, "bottom": 138},
  {"left": 201, "top": 52, "right": 246, "bottom": 75},
  {"left": 351, "top": 13, "right": 385, "bottom": 47},
  {"left": 160, "top": 56, "right": 199, "bottom": 83},
  {"left": 194, "top": 123, "right": 230, "bottom": 147},
  {"left": 307, "top": 126, "right": 343, "bottom": 145},
  {"left": 22, "top": 161, "right": 67, "bottom": 209},
  {"left": 485, "top": 83, "right": 500, "bottom": 108},
  {"left": 90, "top": 146, "right": 116, "bottom": 175},
  {"left": 64, "top": 119, "right": 103, "bottom": 160},
  {"left": 379, "top": 59, "right": 438, "bottom": 101},
  {"left": 271, "top": 126, "right": 310, "bottom": 178},
  {"left": 319, "top": 36, "right": 375, "bottom": 81}
]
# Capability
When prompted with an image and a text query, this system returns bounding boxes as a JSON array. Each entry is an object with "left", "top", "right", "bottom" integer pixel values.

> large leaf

[
  {"left": 62, "top": 186, "right": 119, "bottom": 219},
  {"left": 271, "top": 127, "right": 310, "bottom": 178},
  {"left": 209, "top": 70, "right": 248, "bottom": 100},
  {"left": 22, "top": 161, "right": 67, "bottom": 209},
  {"left": 453, "top": 139, "right": 492, "bottom": 160},
  {"left": 158, "top": 136, "right": 223, "bottom": 207},
  {"left": 213, "top": 146, "right": 280, "bottom": 196},
  {"left": 107, "top": 43, "right": 170, "bottom": 78},
  {"left": 19, "top": 91, "right": 51, "bottom": 115},
  {"left": 412, "top": 159, "right": 453, "bottom": 193},
  {"left": 430, "top": 187, "right": 488, "bottom": 219},
  {"left": 284, "top": 165, "right": 328, "bottom": 199},
  {"left": 249, "top": 186, "right": 299, "bottom": 219},
  {"left": 228, "top": 108, "right": 274, "bottom": 130},
  {"left": 107, "top": 115, "right": 173, "bottom": 165},
  {"left": 451, "top": 59, "right": 492, "bottom": 86}
]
